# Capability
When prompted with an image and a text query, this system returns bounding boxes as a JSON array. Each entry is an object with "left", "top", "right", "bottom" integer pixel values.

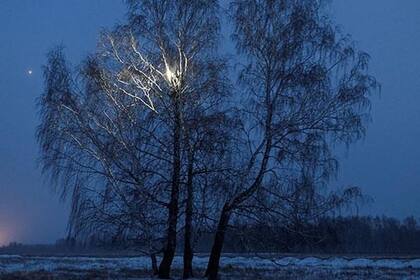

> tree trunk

[
  {"left": 151, "top": 253, "right": 158, "bottom": 275},
  {"left": 159, "top": 96, "right": 182, "bottom": 279},
  {"left": 183, "top": 150, "right": 194, "bottom": 279},
  {"left": 205, "top": 203, "right": 231, "bottom": 280}
]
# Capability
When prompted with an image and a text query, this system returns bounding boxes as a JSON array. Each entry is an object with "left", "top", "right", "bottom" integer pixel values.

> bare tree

[
  {"left": 38, "top": 47, "right": 170, "bottom": 274},
  {"left": 205, "top": 0, "right": 378, "bottom": 278},
  {"left": 178, "top": 63, "right": 232, "bottom": 278},
  {"left": 38, "top": 1, "right": 227, "bottom": 278},
  {"left": 38, "top": 1, "right": 379, "bottom": 279},
  {"left": 121, "top": 2, "right": 224, "bottom": 277}
]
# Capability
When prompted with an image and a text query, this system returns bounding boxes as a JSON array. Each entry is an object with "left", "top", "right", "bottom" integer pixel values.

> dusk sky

[{"left": 0, "top": 0, "right": 420, "bottom": 245}]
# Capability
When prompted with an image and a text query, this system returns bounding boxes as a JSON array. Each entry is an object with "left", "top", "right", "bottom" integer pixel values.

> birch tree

[
  {"left": 38, "top": 47, "right": 171, "bottom": 273},
  {"left": 37, "top": 1, "right": 379, "bottom": 279},
  {"left": 38, "top": 1, "right": 227, "bottom": 278},
  {"left": 121, "top": 2, "right": 224, "bottom": 277},
  {"left": 205, "top": 0, "right": 378, "bottom": 278}
]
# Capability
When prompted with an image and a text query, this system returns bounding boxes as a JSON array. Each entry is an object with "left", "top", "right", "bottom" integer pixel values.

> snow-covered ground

[{"left": 1, "top": 254, "right": 420, "bottom": 279}]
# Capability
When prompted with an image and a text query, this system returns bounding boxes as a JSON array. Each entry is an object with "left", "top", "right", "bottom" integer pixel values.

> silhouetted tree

[
  {"left": 38, "top": 1, "right": 379, "bottom": 279},
  {"left": 38, "top": 1, "right": 228, "bottom": 278},
  {"left": 205, "top": 0, "right": 378, "bottom": 278}
]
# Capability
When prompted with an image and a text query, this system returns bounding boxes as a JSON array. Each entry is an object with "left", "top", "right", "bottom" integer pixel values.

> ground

[{"left": 1, "top": 254, "right": 420, "bottom": 279}]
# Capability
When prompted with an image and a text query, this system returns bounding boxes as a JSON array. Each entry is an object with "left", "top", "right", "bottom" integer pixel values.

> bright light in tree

[
  {"left": 165, "top": 64, "right": 175, "bottom": 84},
  {"left": 164, "top": 63, "right": 182, "bottom": 90},
  {"left": 166, "top": 70, "right": 174, "bottom": 82},
  {"left": 28, "top": 69, "right": 33, "bottom": 75}
]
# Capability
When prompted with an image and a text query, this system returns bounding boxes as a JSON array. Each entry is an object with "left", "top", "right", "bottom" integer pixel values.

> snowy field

[{"left": 1, "top": 254, "right": 420, "bottom": 279}]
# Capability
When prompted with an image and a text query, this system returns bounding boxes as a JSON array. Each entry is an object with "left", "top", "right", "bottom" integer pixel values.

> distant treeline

[
  {"left": 2, "top": 215, "right": 420, "bottom": 256},
  {"left": 213, "top": 215, "right": 420, "bottom": 255}
]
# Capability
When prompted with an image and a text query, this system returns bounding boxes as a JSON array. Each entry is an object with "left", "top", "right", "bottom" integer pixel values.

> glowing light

[
  {"left": 28, "top": 69, "right": 33, "bottom": 75},
  {"left": 164, "top": 64, "right": 182, "bottom": 90},
  {"left": 165, "top": 64, "right": 175, "bottom": 84},
  {"left": 0, "top": 231, "right": 6, "bottom": 246}
]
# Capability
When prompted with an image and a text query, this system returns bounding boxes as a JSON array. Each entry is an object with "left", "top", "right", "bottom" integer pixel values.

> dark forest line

[
  {"left": 218, "top": 215, "right": 420, "bottom": 255},
  {"left": 2, "top": 215, "right": 420, "bottom": 256}
]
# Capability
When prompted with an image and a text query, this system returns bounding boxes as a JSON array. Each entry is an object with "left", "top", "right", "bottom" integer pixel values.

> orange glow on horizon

[
  {"left": 0, "top": 228, "right": 11, "bottom": 247},
  {"left": 0, "top": 232, "right": 4, "bottom": 246}
]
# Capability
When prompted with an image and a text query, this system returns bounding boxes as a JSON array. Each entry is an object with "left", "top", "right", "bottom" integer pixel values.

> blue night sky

[{"left": 0, "top": 0, "right": 419, "bottom": 244}]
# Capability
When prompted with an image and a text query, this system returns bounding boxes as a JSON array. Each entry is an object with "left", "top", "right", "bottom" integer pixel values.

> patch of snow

[
  {"left": 347, "top": 258, "right": 373, "bottom": 267},
  {"left": 297, "top": 257, "right": 322, "bottom": 266},
  {"left": 0, "top": 255, "right": 22, "bottom": 259},
  {"left": 1, "top": 254, "right": 420, "bottom": 275}
]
